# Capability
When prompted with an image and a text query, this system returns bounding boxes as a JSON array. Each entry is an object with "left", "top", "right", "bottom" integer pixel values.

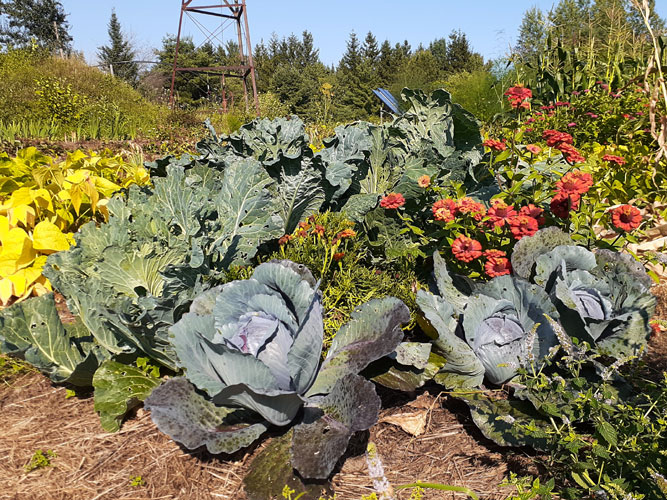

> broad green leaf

[
  {"left": 0, "top": 294, "right": 99, "bottom": 386},
  {"left": 93, "top": 360, "right": 161, "bottom": 432}
]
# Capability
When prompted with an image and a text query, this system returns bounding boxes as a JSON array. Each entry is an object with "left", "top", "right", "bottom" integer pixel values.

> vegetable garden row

[{"left": 0, "top": 86, "right": 666, "bottom": 500}]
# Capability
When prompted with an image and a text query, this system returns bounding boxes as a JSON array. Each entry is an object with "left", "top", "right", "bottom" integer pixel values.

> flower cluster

[
  {"left": 541, "top": 129, "right": 585, "bottom": 164},
  {"left": 504, "top": 85, "right": 532, "bottom": 110},
  {"left": 550, "top": 170, "right": 592, "bottom": 218},
  {"left": 432, "top": 197, "right": 485, "bottom": 223},
  {"left": 450, "top": 236, "right": 512, "bottom": 278}
]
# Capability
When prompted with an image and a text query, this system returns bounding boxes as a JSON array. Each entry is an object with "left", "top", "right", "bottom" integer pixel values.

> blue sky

[{"left": 62, "top": 1, "right": 667, "bottom": 66}]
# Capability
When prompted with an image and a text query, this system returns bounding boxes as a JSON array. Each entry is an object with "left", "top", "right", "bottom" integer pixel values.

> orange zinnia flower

[
  {"left": 380, "top": 192, "right": 405, "bottom": 209},
  {"left": 556, "top": 170, "right": 593, "bottom": 195},
  {"left": 485, "top": 257, "right": 512, "bottom": 278},
  {"left": 451, "top": 235, "right": 482, "bottom": 263},
  {"left": 611, "top": 204, "right": 641, "bottom": 231}
]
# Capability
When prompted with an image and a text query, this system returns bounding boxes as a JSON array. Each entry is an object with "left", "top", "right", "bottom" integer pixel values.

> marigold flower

[
  {"left": 417, "top": 175, "right": 431, "bottom": 188},
  {"left": 555, "top": 170, "right": 593, "bottom": 195},
  {"left": 482, "top": 139, "right": 507, "bottom": 151},
  {"left": 297, "top": 229, "right": 308, "bottom": 238},
  {"left": 380, "top": 192, "right": 405, "bottom": 209},
  {"left": 483, "top": 249, "right": 507, "bottom": 259},
  {"left": 550, "top": 192, "right": 580, "bottom": 218},
  {"left": 333, "top": 252, "right": 345, "bottom": 262},
  {"left": 508, "top": 215, "right": 539, "bottom": 240},
  {"left": 525, "top": 144, "right": 541, "bottom": 155},
  {"left": 542, "top": 129, "right": 573, "bottom": 147},
  {"left": 485, "top": 257, "right": 512, "bottom": 278},
  {"left": 487, "top": 199, "right": 517, "bottom": 227},
  {"left": 520, "top": 204, "right": 545, "bottom": 226},
  {"left": 557, "top": 143, "right": 586, "bottom": 164},
  {"left": 451, "top": 235, "right": 483, "bottom": 263},
  {"left": 602, "top": 154, "right": 626, "bottom": 165},
  {"left": 313, "top": 224, "right": 325, "bottom": 236},
  {"left": 278, "top": 234, "right": 292, "bottom": 246},
  {"left": 611, "top": 204, "right": 642, "bottom": 231}
]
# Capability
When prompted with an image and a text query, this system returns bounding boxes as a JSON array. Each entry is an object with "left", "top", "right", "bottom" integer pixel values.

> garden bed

[{"left": 1, "top": 286, "right": 665, "bottom": 500}]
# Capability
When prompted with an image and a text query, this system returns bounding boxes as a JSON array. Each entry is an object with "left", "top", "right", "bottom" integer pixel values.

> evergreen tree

[
  {"left": 362, "top": 31, "right": 380, "bottom": 67},
  {"left": 337, "top": 31, "right": 372, "bottom": 120},
  {"left": 429, "top": 37, "right": 448, "bottom": 71},
  {"left": 516, "top": 6, "right": 547, "bottom": 60},
  {"left": 298, "top": 30, "right": 319, "bottom": 66},
  {"left": 97, "top": 10, "right": 138, "bottom": 85},
  {"left": 445, "top": 30, "right": 483, "bottom": 74},
  {"left": 376, "top": 40, "right": 394, "bottom": 86},
  {"left": 0, "top": 0, "right": 72, "bottom": 53}
]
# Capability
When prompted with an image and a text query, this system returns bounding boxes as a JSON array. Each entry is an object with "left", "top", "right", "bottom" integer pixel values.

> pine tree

[
  {"left": 299, "top": 30, "right": 319, "bottom": 66},
  {"left": 97, "top": 10, "right": 138, "bottom": 85},
  {"left": 377, "top": 40, "right": 395, "bottom": 86},
  {"left": 429, "top": 38, "right": 448, "bottom": 71},
  {"left": 445, "top": 30, "right": 483, "bottom": 74},
  {"left": 516, "top": 7, "right": 547, "bottom": 60},
  {"left": 0, "top": 0, "right": 72, "bottom": 53},
  {"left": 362, "top": 31, "right": 380, "bottom": 67}
]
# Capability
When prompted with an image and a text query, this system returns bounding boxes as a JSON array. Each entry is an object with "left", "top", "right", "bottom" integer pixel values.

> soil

[{"left": 1, "top": 288, "right": 665, "bottom": 500}]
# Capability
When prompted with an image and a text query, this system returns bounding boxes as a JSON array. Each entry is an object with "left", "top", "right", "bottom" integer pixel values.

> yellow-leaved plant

[{"left": 0, "top": 147, "right": 150, "bottom": 307}]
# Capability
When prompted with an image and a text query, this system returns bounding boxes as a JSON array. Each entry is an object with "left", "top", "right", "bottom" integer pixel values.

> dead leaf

[{"left": 380, "top": 411, "right": 428, "bottom": 436}]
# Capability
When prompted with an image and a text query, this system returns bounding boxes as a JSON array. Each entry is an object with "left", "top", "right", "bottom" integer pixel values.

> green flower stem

[{"left": 395, "top": 481, "right": 479, "bottom": 500}]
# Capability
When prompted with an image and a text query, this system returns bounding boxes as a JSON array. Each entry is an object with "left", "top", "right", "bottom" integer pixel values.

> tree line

[{"left": 0, "top": 0, "right": 664, "bottom": 123}]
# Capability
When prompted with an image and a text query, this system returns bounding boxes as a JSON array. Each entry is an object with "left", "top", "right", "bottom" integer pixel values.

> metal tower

[{"left": 169, "top": 0, "right": 260, "bottom": 115}]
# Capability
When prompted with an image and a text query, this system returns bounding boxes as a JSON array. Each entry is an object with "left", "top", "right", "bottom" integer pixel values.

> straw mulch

[{"left": 1, "top": 286, "right": 665, "bottom": 500}]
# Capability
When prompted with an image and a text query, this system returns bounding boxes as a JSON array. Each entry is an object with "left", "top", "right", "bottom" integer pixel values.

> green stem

[{"left": 395, "top": 481, "right": 479, "bottom": 500}]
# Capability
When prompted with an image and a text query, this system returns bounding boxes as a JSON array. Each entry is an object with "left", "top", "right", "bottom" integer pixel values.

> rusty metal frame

[{"left": 169, "top": 0, "right": 259, "bottom": 115}]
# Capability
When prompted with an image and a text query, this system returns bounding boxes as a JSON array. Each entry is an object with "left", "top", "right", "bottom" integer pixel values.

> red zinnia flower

[
  {"left": 485, "top": 257, "right": 512, "bottom": 278},
  {"left": 555, "top": 170, "right": 593, "bottom": 195},
  {"left": 611, "top": 204, "right": 642, "bottom": 231},
  {"left": 487, "top": 199, "right": 518, "bottom": 227},
  {"left": 525, "top": 144, "right": 541, "bottom": 155},
  {"left": 550, "top": 192, "right": 581, "bottom": 218},
  {"left": 508, "top": 215, "right": 539, "bottom": 240},
  {"left": 483, "top": 249, "right": 507, "bottom": 259},
  {"left": 418, "top": 175, "right": 431, "bottom": 188},
  {"left": 380, "top": 192, "right": 405, "bottom": 209},
  {"left": 520, "top": 204, "right": 545, "bottom": 226},
  {"left": 452, "top": 235, "right": 483, "bottom": 263},
  {"left": 483, "top": 139, "right": 507, "bottom": 151},
  {"left": 504, "top": 85, "right": 532, "bottom": 109},
  {"left": 602, "top": 154, "right": 626, "bottom": 165},
  {"left": 457, "top": 197, "right": 486, "bottom": 221},
  {"left": 432, "top": 199, "right": 457, "bottom": 222},
  {"left": 542, "top": 129, "right": 573, "bottom": 147},
  {"left": 557, "top": 143, "right": 586, "bottom": 164}
]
